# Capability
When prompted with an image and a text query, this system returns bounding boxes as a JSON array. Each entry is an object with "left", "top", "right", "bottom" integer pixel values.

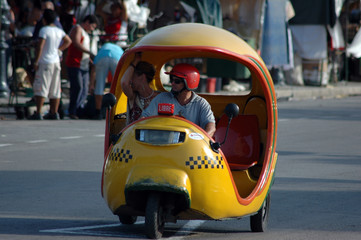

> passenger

[
  {"left": 141, "top": 63, "right": 216, "bottom": 137},
  {"left": 121, "top": 53, "right": 160, "bottom": 124}
]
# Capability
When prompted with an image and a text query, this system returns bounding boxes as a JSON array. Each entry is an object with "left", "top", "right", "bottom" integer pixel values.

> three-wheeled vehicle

[{"left": 101, "top": 23, "right": 278, "bottom": 239}]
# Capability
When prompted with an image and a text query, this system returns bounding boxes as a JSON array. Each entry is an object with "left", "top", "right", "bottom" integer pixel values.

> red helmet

[{"left": 165, "top": 63, "right": 200, "bottom": 90}]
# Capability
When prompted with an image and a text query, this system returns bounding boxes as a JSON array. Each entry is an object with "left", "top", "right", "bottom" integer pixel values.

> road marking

[
  {"left": 59, "top": 136, "right": 82, "bottom": 140},
  {"left": 0, "top": 160, "right": 13, "bottom": 163},
  {"left": 40, "top": 223, "right": 121, "bottom": 233},
  {"left": 40, "top": 223, "right": 142, "bottom": 238},
  {"left": 27, "top": 140, "right": 48, "bottom": 143},
  {"left": 175, "top": 220, "right": 205, "bottom": 236},
  {"left": 94, "top": 134, "right": 105, "bottom": 137},
  {"left": 0, "top": 134, "right": 103, "bottom": 148},
  {"left": 40, "top": 220, "right": 206, "bottom": 238},
  {"left": 0, "top": 143, "right": 12, "bottom": 147}
]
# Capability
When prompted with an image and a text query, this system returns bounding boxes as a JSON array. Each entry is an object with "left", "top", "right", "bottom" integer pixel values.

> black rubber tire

[
  {"left": 118, "top": 215, "right": 137, "bottom": 225},
  {"left": 250, "top": 193, "right": 271, "bottom": 232},
  {"left": 145, "top": 193, "right": 164, "bottom": 239}
]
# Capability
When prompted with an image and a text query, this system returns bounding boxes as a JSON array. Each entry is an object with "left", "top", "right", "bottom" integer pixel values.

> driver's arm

[{"left": 205, "top": 122, "right": 216, "bottom": 138}]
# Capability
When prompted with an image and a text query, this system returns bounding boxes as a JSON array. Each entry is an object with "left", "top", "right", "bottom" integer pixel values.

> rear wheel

[
  {"left": 250, "top": 193, "right": 271, "bottom": 232},
  {"left": 118, "top": 215, "right": 137, "bottom": 225},
  {"left": 145, "top": 193, "right": 165, "bottom": 239}
]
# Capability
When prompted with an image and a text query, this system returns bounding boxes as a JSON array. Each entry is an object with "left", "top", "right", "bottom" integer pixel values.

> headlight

[{"left": 136, "top": 129, "right": 185, "bottom": 144}]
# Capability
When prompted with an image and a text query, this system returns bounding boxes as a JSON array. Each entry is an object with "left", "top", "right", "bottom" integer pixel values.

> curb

[{"left": 275, "top": 82, "right": 361, "bottom": 101}]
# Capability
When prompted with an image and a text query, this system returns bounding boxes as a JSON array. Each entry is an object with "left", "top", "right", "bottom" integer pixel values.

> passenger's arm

[
  {"left": 120, "top": 53, "right": 141, "bottom": 101},
  {"left": 120, "top": 64, "right": 136, "bottom": 100}
]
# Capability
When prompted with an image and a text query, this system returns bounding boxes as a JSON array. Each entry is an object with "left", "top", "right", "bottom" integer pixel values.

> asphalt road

[{"left": 1, "top": 96, "right": 361, "bottom": 239}]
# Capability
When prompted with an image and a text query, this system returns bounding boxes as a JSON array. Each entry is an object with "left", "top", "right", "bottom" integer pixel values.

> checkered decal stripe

[
  {"left": 186, "top": 156, "right": 224, "bottom": 170},
  {"left": 109, "top": 148, "right": 133, "bottom": 163}
]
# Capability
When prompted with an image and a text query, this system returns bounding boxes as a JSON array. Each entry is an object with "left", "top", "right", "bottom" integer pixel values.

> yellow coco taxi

[{"left": 101, "top": 23, "right": 278, "bottom": 239}]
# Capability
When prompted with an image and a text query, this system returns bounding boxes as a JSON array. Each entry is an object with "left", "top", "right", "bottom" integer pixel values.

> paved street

[{"left": 0, "top": 96, "right": 361, "bottom": 239}]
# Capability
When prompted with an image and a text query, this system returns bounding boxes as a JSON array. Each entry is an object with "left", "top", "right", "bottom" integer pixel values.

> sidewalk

[
  {"left": 274, "top": 81, "right": 361, "bottom": 101},
  {"left": 1, "top": 81, "right": 361, "bottom": 120}
]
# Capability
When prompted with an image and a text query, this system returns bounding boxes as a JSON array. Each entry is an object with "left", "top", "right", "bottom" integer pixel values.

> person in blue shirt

[{"left": 89, "top": 42, "right": 123, "bottom": 119}]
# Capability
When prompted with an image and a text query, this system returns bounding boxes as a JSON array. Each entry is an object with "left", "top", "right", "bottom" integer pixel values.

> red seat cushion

[{"left": 214, "top": 115, "right": 260, "bottom": 170}]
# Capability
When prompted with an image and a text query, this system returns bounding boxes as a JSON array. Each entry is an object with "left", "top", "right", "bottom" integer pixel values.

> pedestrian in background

[
  {"left": 65, "top": 14, "right": 98, "bottom": 119},
  {"left": 32, "top": 0, "right": 63, "bottom": 40},
  {"left": 96, "top": 0, "right": 128, "bottom": 46},
  {"left": 29, "top": 9, "right": 72, "bottom": 120},
  {"left": 89, "top": 42, "right": 123, "bottom": 119}
]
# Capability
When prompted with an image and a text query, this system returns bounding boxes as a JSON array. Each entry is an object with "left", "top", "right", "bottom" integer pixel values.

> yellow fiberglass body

[{"left": 101, "top": 23, "right": 278, "bottom": 237}]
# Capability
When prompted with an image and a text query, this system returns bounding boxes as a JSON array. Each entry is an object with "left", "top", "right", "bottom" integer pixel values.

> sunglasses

[{"left": 170, "top": 75, "right": 184, "bottom": 84}]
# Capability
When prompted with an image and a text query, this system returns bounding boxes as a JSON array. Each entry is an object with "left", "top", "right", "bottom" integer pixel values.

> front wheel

[
  {"left": 145, "top": 193, "right": 165, "bottom": 239},
  {"left": 250, "top": 193, "right": 271, "bottom": 232}
]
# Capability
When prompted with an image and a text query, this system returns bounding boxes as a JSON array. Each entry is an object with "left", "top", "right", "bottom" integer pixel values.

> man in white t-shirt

[{"left": 29, "top": 9, "right": 72, "bottom": 120}]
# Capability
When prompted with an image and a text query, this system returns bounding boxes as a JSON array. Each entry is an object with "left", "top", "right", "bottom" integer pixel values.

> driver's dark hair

[{"left": 135, "top": 61, "right": 155, "bottom": 83}]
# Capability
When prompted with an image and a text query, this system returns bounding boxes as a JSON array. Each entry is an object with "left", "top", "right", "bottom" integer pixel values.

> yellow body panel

[{"left": 103, "top": 117, "right": 277, "bottom": 219}]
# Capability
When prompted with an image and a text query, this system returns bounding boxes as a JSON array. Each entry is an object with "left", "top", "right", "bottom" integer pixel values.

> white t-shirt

[
  {"left": 38, "top": 25, "right": 66, "bottom": 64},
  {"left": 79, "top": 26, "right": 91, "bottom": 70}
]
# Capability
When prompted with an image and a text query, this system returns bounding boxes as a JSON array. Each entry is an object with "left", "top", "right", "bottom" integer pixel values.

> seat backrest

[
  {"left": 243, "top": 97, "right": 267, "bottom": 129},
  {"left": 214, "top": 114, "right": 260, "bottom": 170}
]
